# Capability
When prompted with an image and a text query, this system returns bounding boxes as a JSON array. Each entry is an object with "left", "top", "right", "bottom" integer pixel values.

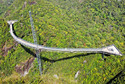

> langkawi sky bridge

[
  {"left": 7, "top": 13, "right": 122, "bottom": 75},
  {"left": 7, "top": 20, "right": 122, "bottom": 56}
]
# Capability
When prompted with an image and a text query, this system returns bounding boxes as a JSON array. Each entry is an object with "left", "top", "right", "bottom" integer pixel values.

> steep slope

[{"left": 0, "top": 0, "right": 125, "bottom": 84}]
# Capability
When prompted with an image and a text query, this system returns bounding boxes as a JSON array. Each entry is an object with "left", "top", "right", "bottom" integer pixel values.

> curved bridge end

[{"left": 7, "top": 20, "right": 18, "bottom": 25}]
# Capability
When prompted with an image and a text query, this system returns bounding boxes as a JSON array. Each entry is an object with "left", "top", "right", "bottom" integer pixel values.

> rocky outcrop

[
  {"left": 15, "top": 57, "right": 35, "bottom": 76},
  {"left": 22, "top": 1, "right": 27, "bottom": 9},
  {"left": 78, "top": 0, "right": 83, "bottom": 3},
  {"left": 28, "top": 1, "right": 36, "bottom": 5},
  {"left": 2, "top": 42, "right": 18, "bottom": 56}
]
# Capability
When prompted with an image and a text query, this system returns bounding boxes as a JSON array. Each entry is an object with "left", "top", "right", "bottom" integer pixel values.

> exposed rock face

[
  {"left": 53, "top": 74, "right": 59, "bottom": 79},
  {"left": 15, "top": 57, "right": 35, "bottom": 76},
  {"left": 74, "top": 71, "right": 80, "bottom": 79},
  {"left": 2, "top": 42, "right": 17, "bottom": 56},
  {"left": 78, "top": 0, "right": 83, "bottom": 3},
  {"left": 2, "top": 46, "right": 13, "bottom": 56},
  {"left": 28, "top": 1, "right": 36, "bottom": 5},
  {"left": 22, "top": 1, "right": 27, "bottom": 9}
]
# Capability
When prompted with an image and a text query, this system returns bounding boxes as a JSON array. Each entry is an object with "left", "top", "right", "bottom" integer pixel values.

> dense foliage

[
  {"left": 0, "top": 0, "right": 125, "bottom": 83},
  {"left": 0, "top": 0, "right": 15, "bottom": 15}
]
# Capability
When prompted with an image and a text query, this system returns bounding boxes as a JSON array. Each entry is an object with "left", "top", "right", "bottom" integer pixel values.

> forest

[{"left": 0, "top": 0, "right": 125, "bottom": 84}]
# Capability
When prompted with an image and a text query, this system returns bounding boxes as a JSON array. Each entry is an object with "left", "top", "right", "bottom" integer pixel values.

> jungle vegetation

[{"left": 0, "top": 0, "right": 125, "bottom": 84}]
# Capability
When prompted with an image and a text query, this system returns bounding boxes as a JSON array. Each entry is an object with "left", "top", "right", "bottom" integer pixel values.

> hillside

[{"left": 0, "top": 0, "right": 125, "bottom": 84}]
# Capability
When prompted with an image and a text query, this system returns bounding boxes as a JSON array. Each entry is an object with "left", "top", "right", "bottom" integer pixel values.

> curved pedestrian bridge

[{"left": 7, "top": 20, "right": 122, "bottom": 56}]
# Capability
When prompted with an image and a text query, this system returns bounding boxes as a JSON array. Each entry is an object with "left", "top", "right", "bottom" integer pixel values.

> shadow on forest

[
  {"left": 21, "top": 45, "right": 125, "bottom": 82},
  {"left": 21, "top": 44, "right": 97, "bottom": 73},
  {"left": 106, "top": 69, "right": 125, "bottom": 84}
]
